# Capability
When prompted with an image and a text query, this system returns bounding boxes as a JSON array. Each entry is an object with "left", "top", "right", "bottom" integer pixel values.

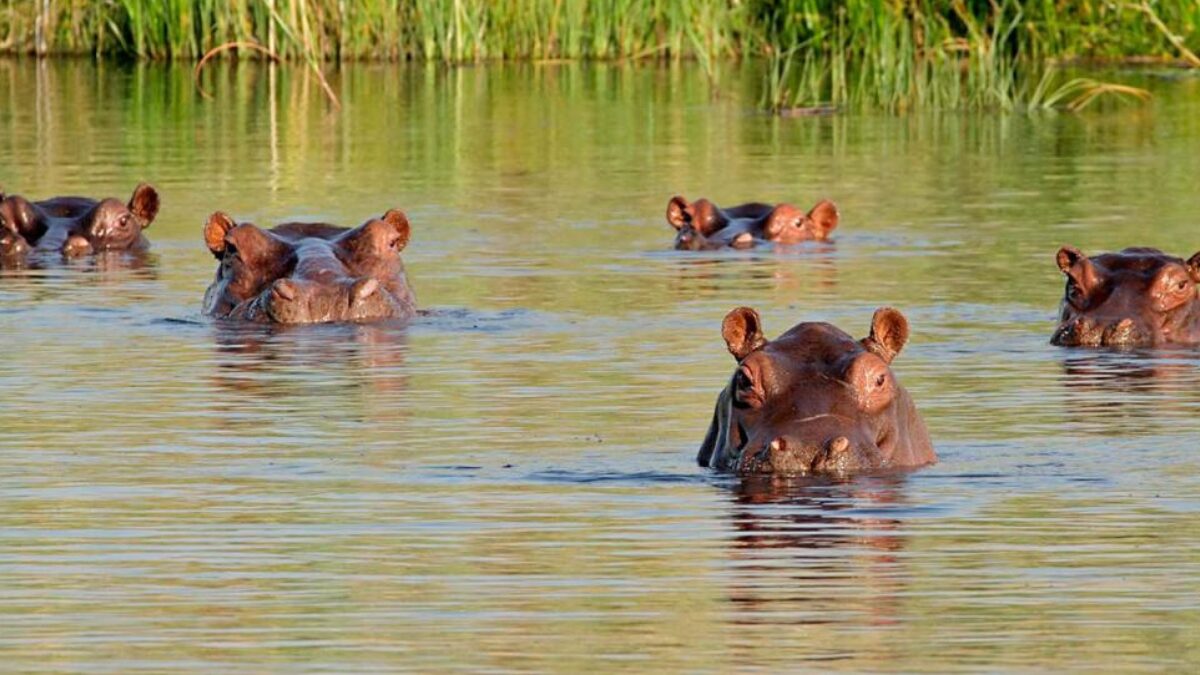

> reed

[{"left": 0, "top": 1, "right": 1195, "bottom": 111}]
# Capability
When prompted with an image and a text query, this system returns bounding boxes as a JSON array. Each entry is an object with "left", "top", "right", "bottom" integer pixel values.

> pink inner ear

[
  {"left": 722, "top": 307, "right": 764, "bottom": 360},
  {"left": 1187, "top": 253, "right": 1200, "bottom": 282},
  {"left": 667, "top": 197, "right": 691, "bottom": 229},
  {"left": 130, "top": 185, "right": 160, "bottom": 223},
  {"left": 204, "top": 213, "right": 236, "bottom": 253},
  {"left": 382, "top": 209, "right": 408, "bottom": 229}
]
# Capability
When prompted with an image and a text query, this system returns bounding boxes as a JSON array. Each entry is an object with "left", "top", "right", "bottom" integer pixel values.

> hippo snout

[
  {"left": 1053, "top": 316, "right": 1151, "bottom": 347},
  {"left": 257, "top": 276, "right": 398, "bottom": 324},
  {"left": 0, "top": 232, "right": 29, "bottom": 257},
  {"left": 739, "top": 435, "right": 872, "bottom": 476},
  {"left": 675, "top": 229, "right": 703, "bottom": 251},
  {"left": 61, "top": 234, "right": 94, "bottom": 257}
]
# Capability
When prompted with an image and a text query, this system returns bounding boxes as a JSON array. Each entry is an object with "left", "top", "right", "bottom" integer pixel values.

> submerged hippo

[
  {"left": 0, "top": 184, "right": 159, "bottom": 262},
  {"left": 1052, "top": 246, "right": 1200, "bottom": 347},
  {"left": 202, "top": 209, "right": 417, "bottom": 324},
  {"left": 666, "top": 196, "right": 838, "bottom": 250},
  {"left": 698, "top": 307, "right": 935, "bottom": 477}
]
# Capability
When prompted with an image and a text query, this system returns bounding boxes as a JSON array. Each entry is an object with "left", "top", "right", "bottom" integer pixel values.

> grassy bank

[{"left": 1, "top": 1, "right": 1197, "bottom": 110}]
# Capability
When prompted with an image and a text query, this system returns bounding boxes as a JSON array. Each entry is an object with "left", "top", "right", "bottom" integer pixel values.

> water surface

[{"left": 1, "top": 60, "right": 1199, "bottom": 671}]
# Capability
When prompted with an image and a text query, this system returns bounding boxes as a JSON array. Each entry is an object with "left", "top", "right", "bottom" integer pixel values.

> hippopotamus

[
  {"left": 697, "top": 307, "right": 936, "bottom": 477},
  {"left": 0, "top": 184, "right": 159, "bottom": 262},
  {"left": 202, "top": 209, "right": 417, "bottom": 324},
  {"left": 1052, "top": 246, "right": 1200, "bottom": 347},
  {"left": 666, "top": 196, "right": 838, "bottom": 250}
]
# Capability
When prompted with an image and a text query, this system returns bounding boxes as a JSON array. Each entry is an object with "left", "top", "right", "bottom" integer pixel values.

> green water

[{"left": 1, "top": 60, "right": 1199, "bottom": 671}]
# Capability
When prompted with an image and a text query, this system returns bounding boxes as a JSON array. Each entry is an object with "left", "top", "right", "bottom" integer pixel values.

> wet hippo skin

[
  {"left": 202, "top": 209, "right": 417, "bottom": 324},
  {"left": 0, "top": 184, "right": 159, "bottom": 262},
  {"left": 666, "top": 195, "right": 838, "bottom": 250},
  {"left": 698, "top": 307, "right": 936, "bottom": 477},
  {"left": 1052, "top": 246, "right": 1200, "bottom": 348}
]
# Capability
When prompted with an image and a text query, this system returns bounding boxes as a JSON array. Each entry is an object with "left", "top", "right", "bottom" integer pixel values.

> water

[{"left": 2, "top": 60, "right": 1199, "bottom": 671}]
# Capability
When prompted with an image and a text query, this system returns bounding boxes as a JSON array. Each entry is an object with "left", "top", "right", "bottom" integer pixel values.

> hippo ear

[
  {"left": 204, "top": 212, "right": 237, "bottom": 258},
  {"left": 806, "top": 199, "right": 839, "bottom": 237},
  {"left": 762, "top": 204, "right": 803, "bottom": 240},
  {"left": 1056, "top": 245, "right": 1086, "bottom": 273},
  {"left": 862, "top": 307, "right": 909, "bottom": 363},
  {"left": 666, "top": 196, "right": 691, "bottom": 230},
  {"left": 128, "top": 183, "right": 160, "bottom": 226},
  {"left": 1187, "top": 252, "right": 1200, "bottom": 282},
  {"left": 381, "top": 208, "right": 411, "bottom": 251},
  {"left": 722, "top": 306, "right": 766, "bottom": 361},
  {"left": 1056, "top": 245, "right": 1102, "bottom": 291}
]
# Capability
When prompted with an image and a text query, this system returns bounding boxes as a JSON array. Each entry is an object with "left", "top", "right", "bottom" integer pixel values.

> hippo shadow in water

[
  {"left": 0, "top": 247, "right": 157, "bottom": 278},
  {"left": 209, "top": 321, "right": 410, "bottom": 423},
  {"left": 1058, "top": 349, "right": 1200, "bottom": 431},
  {"left": 663, "top": 245, "right": 838, "bottom": 300},
  {"left": 720, "top": 475, "right": 912, "bottom": 632}
]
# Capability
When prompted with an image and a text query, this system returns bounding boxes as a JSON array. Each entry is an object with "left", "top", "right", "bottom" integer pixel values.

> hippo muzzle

[
  {"left": 737, "top": 420, "right": 881, "bottom": 476},
  {"left": 1052, "top": 316, "right": 1152, "bottom": 348},
  {"left": 249, "top": 277, "right": 400, "bottom": 324}
]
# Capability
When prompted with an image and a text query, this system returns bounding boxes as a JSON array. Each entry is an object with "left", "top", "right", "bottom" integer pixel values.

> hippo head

[
  {"left": 756, "top": 200, "right": 839, "bottom": 245},
  {"left": 61, "top": 184, "right": 159, "bottom": 256},
  {"left": 202, "top": 209, "right": 416, "bottom": 324},
  {"left": 1052, "top": 246, "right": 1200, "bottom": 348},
  {"left": 666, "top": 196, "right": 838, "bottom": 250},
  {"left": 698, "top": 307, "right": 935, "bottom": 477}
]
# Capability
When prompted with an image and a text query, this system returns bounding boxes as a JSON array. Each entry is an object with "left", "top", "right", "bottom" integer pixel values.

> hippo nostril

[
  {"left": 352, "top": 278, "right": 379, "bottom": 303},
  {"left": 271, "top": 279, "right": 298, "bottom": 302},
  {"left": 829, "top": 436, "right": 851, "bottom": 455},
  {"left": 62, "top": 235, "right": 92, "bottom": 257}
]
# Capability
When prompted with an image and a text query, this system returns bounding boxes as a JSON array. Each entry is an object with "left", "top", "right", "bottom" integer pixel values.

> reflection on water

[
  {"left": 0, "top": 60, "right": 1199, "bottom": 671},
  {"left": 723, "top": 477, "right": 910, "bottom": 661}
]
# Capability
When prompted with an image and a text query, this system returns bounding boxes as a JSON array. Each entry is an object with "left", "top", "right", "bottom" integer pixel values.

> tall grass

[
  {"left": 752, "top": 0, "right": 1187, "bottom": 113},
  {"left": 0, "top": 1, "right": 1196, "bottom": 110},
  {"left": 4, "top": 0, "right": 1196, "bottom": 63}
]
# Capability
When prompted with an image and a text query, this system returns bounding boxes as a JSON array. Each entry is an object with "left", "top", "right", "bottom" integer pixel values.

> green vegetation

[{"left": 1, "top": 1, "right": 1197, "bottom": 111}]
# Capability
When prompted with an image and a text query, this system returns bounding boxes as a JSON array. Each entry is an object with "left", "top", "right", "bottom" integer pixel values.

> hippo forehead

[
  {"left": 92, "top": 197, "right": 128, "bottom": 214},
  {"left": 759, "top": 322, "right": 865, "bottom": 371},
  {"left": 1091, "top": 248, "right": 1185, "bottom": 279}
]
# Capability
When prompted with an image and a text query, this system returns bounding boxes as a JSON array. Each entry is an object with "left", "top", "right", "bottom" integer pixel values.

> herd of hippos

[{"left": 4, "top": 183, "right": 1199, "bottom": 479}]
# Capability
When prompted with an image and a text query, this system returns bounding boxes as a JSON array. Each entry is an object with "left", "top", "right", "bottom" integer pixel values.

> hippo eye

[
  {"left": 118, "top": 215, "right": 131, "bottom": 229},
  {"left": 875, "top": 373, "right": 887, "bottom": 388},
  {"left": 1177, "top": 279, "right": 1189, "bottom": 291},
  {"left": 224, "top": 241, "right": 239, "bottom": 259}
]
